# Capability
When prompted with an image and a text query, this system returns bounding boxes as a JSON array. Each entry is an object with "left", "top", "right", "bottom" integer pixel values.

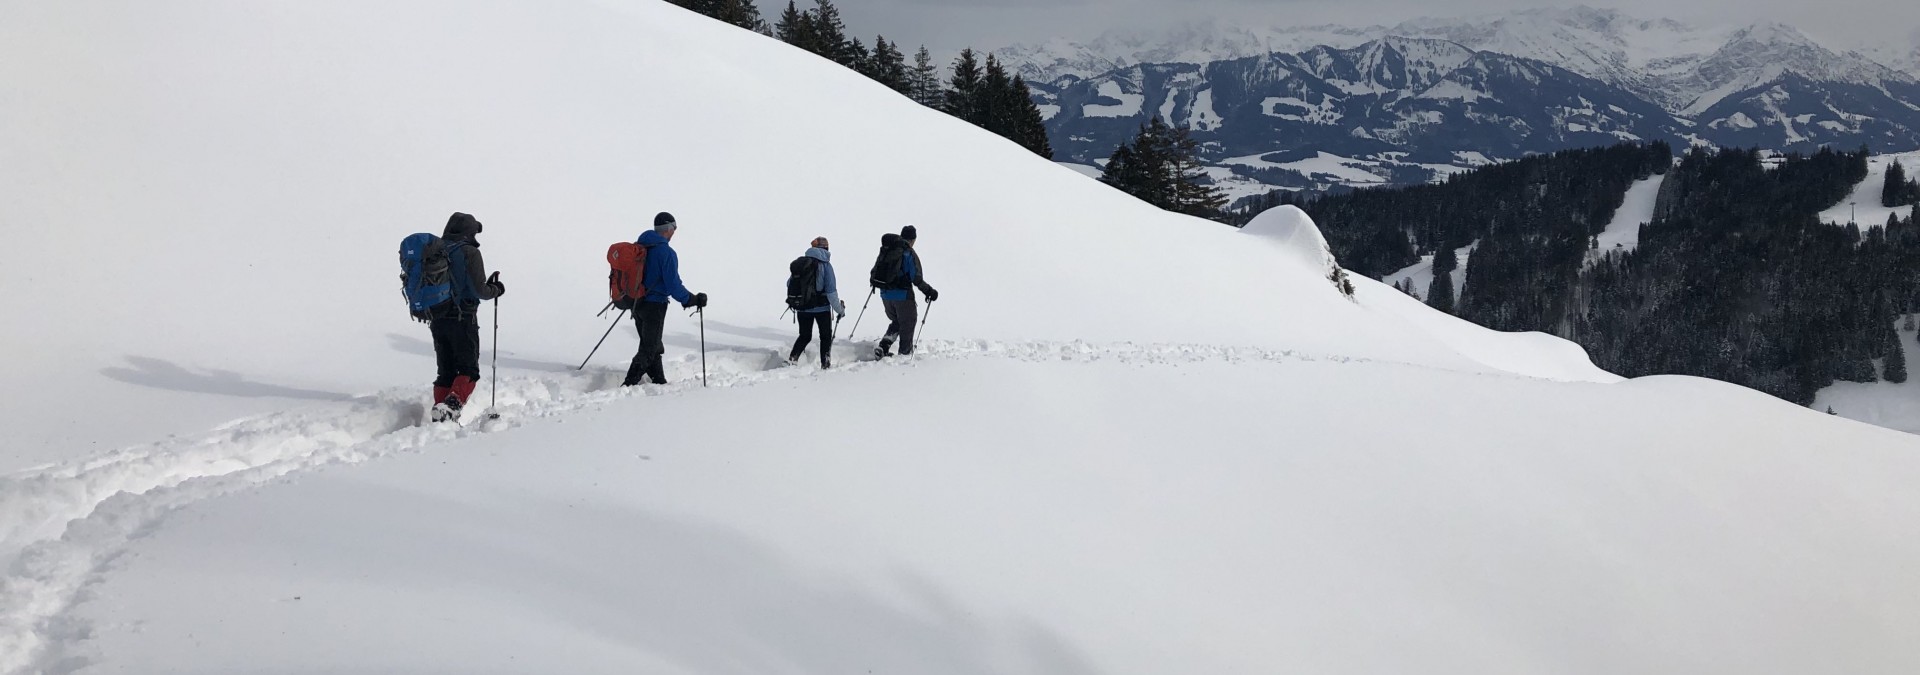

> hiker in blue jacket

[
  {"left": 623, "top": 212, "right": 707, "bottom": 387},
  {"left": 873, "top": 225, "right": 937, "bottom": 358},
  {"left": 788, "top": 237, "right": 847, "bottom": 368}
]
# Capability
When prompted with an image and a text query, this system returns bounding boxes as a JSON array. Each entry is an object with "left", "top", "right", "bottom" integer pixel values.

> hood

[
  {"left": 805, "top": 247, "right": 830, "bottom": 262},
  {"left": 443, "top": 212, "right": 482, "bottom": 243},
  {"left": 637, "top": 230, "right": 670, "bottom": 247},
  {"left": 880, "top": 233, "right": 903, "bottom": 249}
]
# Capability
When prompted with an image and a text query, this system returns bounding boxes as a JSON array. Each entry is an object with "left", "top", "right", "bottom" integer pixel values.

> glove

[
  {"left": 684, "top": 292, "right": 708, "bottom": 309},
  {"left": 486, "top": 272, "right": 505, "bottom": 297},
  {"left": 924, "top": 288, "right": 939, "bottom": 302}
]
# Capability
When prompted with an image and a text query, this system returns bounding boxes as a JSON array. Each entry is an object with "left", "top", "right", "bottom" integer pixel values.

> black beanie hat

[
  {"left": 655, "top": 212, "right": 677, "bottom": 229},
  {"left": 900, "top": 225, "right": 917, "bottom": 241}
]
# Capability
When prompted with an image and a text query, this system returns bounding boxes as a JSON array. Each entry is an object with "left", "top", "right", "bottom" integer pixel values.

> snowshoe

[{"left": 430, "top": 395, "right": 463, "bottom": 423}]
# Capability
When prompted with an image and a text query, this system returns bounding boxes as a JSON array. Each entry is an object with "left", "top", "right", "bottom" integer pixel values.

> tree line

[{"left": 665, "top": 0, "right": 1051, "bottom": 159}]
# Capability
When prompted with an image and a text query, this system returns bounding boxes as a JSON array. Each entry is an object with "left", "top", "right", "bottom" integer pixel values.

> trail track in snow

[{"left": 0, "top": 338, "right": 1384, "bottom": 673}]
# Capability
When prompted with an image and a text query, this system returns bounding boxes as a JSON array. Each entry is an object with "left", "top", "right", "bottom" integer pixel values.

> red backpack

[{"left": 607, "top": 242, "right": 648, "bottom": 309}]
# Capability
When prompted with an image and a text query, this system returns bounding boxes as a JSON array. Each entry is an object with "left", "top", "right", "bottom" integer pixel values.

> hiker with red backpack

[
  {"left": 871, "top": 225, "right": 937, "bottom": 358},
  {"left": 397, "top": 212, "right": 505, "bottom": 423},
  {"left": 786, "top": 237, "right": 846, "bottom": 368},
  {"left": 621, "top": 212, "right": 707, "bottom": 387}
]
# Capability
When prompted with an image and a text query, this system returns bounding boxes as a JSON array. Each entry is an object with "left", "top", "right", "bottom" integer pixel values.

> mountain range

[{"left": 1004, "top": 8, "right": 1920, "bottom": 196}]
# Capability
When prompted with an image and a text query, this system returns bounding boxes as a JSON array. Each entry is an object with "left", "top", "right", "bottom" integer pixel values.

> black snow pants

[
  {"left": 429, "top": 302, "right": 482, "bottom": 388},
  {"left": 791, "top": 311, "right": 834, "bottom": 364},
  {"left": 879, "top": 297, "right": 918, "bottom": 356},
  {"left": 623, "top": 301, "right": 671, "bottom": 386}
]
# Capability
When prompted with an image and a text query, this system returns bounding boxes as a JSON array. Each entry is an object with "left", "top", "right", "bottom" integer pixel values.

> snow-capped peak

[{"left": 996, "top": 8, "right": 1916, "bottom": 116}]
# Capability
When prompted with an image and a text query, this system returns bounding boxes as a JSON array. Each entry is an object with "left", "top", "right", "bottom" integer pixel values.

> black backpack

[
  {"left": 786, "top": 257, "right": 825, "bottom": 310},
  {"left": 870, "top": 234, "right": 908, "bottom": 289}
]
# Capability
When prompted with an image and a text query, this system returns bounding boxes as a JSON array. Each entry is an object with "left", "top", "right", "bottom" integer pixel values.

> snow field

[
  {"left": 1818, "top": 150, "right": 1920, "bottom": 227},
  {"left": 1814, "top": 315, "right": 1920, "bottom": 432},
  {"left": 48, "top": 354, "right": 1920, "bottom": 675},
  {"left": 1, "top": 336, "right": 1421, "bottom": 673},
  {"left": 1591, "top": 173, "right": 1663, "bottom": 260},
  {"left": 1384, "top": 242, "right": 1478, "bottom": 301}
]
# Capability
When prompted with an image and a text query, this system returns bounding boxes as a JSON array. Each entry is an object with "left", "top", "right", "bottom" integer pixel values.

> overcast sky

[{"left": 828, "top": 0, "right": 1920, "bottom": 53}]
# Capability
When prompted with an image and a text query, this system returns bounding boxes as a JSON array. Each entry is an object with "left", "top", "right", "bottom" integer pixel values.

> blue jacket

[
  {"left": 798, "top": 247, "right": 845, "bottom": 315},
  {"left": 637, "top": 230, "right": 692, "bottom": 305},
  {"left": 880, "top": 247, "right": 930, "bottom": 302}
]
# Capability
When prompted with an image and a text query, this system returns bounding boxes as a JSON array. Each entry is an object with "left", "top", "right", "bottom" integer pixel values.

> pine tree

[
  {"left": 944, "top": 49, "right": 984, "bottom": 124},
  {"left": 1886, "top": 319, "right": 1908, "bottom": 383},
  {"left": 979, "top": 55, "right": 1015, "bottom": 137},
  {"left": 712, "top": 0, "right": 769, "bottom": 33},
  {"left": 1168, "top": 123, "right": 1224, "bottom": 217},
  {"left": 865, "top": 36, "right": 909, "bottom": 94},
  {"left": 909, "top": 46, "right": 942, "bottom": 108},
  {"left": 1008, "top": 74, "right": 1055, "bottom": 159},
  {"left": 1099, "top": 117, "right": 1220, "bottom": 216},
  {"left": 774, "top": 1, "right": 814, "bottom": 51},
  {"left": 1887, "top": 160, "right": 1910, "bottom": 208},
  {"left": 809, "top": 0, "right": 853, "bottom": 66},
  {"left": 1427, "top": 246, "right": 1458, "bottom": 313},
  {"left": 845, "top": 36, "right": 871, "bottom": 76}
]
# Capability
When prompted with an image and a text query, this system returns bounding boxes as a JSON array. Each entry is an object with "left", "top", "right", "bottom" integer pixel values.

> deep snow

[{"left": 2, "top": 1, "right": 1919, "bottom": 674}]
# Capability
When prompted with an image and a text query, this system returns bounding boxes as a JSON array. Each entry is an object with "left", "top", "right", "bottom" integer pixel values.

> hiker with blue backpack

[
  {"left": 398, "top": 212, "right": 504, "bottom": 423},
  {"left": 871, "top": 225, "right": 937, "bottom": 358},
  {"left": 622, "top": 212, "right": 708, "bottom": 387},
  {"left": 786, "top": 237, "right": 846, "bottom": 368}
]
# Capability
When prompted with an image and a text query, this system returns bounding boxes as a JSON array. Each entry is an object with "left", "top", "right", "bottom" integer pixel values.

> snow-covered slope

[
  {"left": 0, "top": 0, "right": 1565, "bottom": 472},
  {"left": 1816, "top": 315, "right": 1920, "bottom": 433},
  {"left": 3, "top": 2, "right": 1920, "bottom": 674},
  {"left": 1818, "top": 150, "right": 1920, "bottom": 226}
]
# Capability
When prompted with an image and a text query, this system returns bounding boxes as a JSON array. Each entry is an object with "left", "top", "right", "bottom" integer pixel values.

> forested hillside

[{"left": 1271, "top": 143, "right": 1920, "bottom": 404}]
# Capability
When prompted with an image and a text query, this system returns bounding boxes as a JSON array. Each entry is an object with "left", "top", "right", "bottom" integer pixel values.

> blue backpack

[{"left": 399, "top": 233, "right": 453, "bottom": 321}]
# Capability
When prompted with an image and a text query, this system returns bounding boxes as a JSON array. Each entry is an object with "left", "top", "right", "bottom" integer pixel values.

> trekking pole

[
  {"left": 847, "top": 288, "right": 875, "bottom": 341},
  {"left": 488, "top": 297, "right": 501, "bottom": 420},
  {"left": 577, "top": 308, "right": 629, "bottom": 370},
  {"left": 697, "top": 306, "right": 708, "bottom": 388},
  {"left": 595, "top": 299, "right": 618, "bottom": 318},
  {"left": 918, "top": 298, "right": 934, "bottom": 343}
]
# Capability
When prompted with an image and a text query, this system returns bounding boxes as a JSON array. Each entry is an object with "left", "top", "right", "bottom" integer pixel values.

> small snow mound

[{"left": 1242, "top": 205, "right": 1341, "bottom": 274}]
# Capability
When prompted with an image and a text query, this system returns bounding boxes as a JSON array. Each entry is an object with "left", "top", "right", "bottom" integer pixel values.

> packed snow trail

[{"left": 0, "top": 337, "right": 1409, "bottom": 674}]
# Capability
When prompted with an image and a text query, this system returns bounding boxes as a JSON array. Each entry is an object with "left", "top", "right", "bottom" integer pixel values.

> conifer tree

[
  {"left": 809, "top": 0, "right": 854, "bottom": 66},
  {"left": 865, "top": 36, "right": 909, "bottom": 94},
  {"left": 712, "top": 0, "right": 769, "bottom": 33},
  {"left": 1887, "top": 160, "right": 1910, "bottom": 208},
  {"left": 1099, "top": 117, "right": 1220, "bottom": 216},
  {"left": 1008, "top": 74, "right": 1055, "bottom": 160},
  {"left": 1428, "top": 246, "right": 1458, "bottom": 313},
  {"left": 774, "top": 1, "right": 814, "bottom": 51},
  {"left": 944, "top": 49, "right": 984, "bottom": 124},
  {"left": 1169, "top": 123, "right": 1224, "bottom": 216},
  {"left": 979, "top": 55, "right": 1015, "bottom": 137},
  {"left": 909, "top": 46, "right": 942, "bottom": 108},
  {"left": 1886, "top": 319, "right": 1908, "bottom": 383}
]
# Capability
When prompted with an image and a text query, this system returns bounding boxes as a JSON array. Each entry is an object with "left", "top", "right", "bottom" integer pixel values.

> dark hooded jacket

[{"left": 443, "top": 212, "right": 501, "bottom": 304}]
